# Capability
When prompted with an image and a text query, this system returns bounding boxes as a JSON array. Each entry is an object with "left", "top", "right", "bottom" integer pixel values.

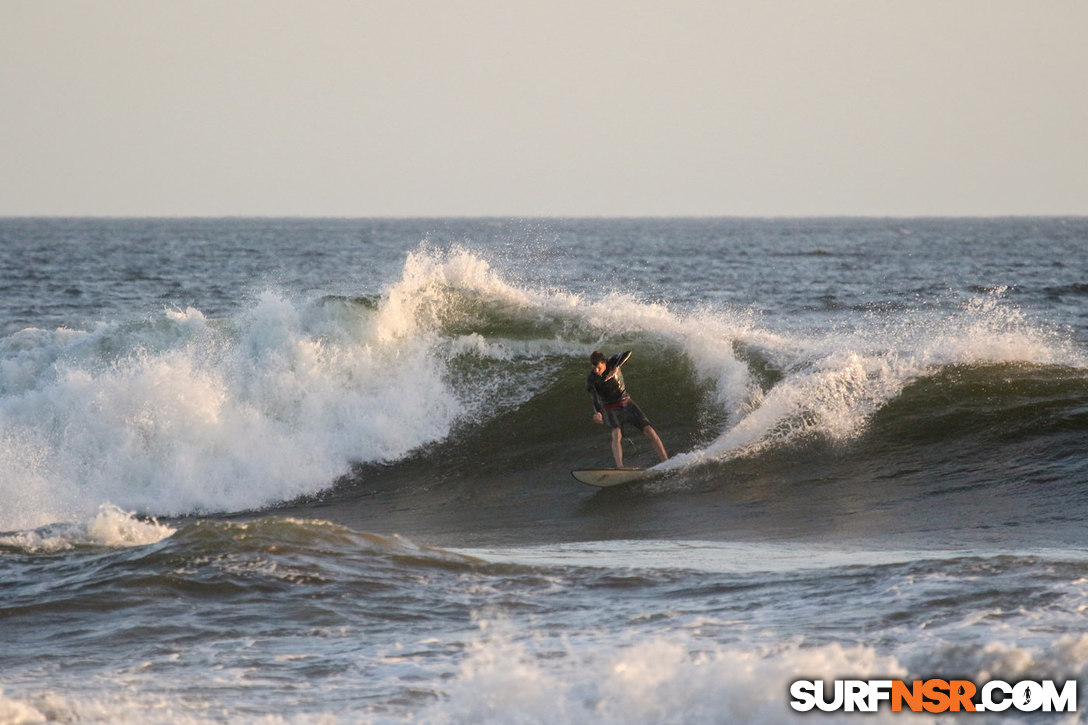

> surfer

[{"left": 586, "top": 350, "right": 668, "bottom": 468}]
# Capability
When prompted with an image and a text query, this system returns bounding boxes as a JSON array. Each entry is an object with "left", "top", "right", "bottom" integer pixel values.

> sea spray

[
  {"left": 423, "top": 617, "right": 913, "bottom": 725},
  {"left": 663, "top": 288, "right": 1087, "bottom": 470},
  {"left": 0, "top": 253, "right": 491, "bottom": 530}
]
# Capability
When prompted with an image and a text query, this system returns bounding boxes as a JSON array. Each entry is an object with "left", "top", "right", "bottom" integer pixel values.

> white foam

[
  {"left": 0, "top": 688, "right": 337, "bottom": 725},
  {"left": 0, "top": 689, "right": 46, "bottom": 725},
  {"left": 920, "top": 633, "right": 1088, "bottom": 686},
  {"left": 663, "top": 288, "right": 1086, "bottom": 470},
  {"left": 374, "top": 244, "right": 533, "bottom": 343},
  {"left": 0, "top": 503, "right": 174, "bottom": 553},
  {"left": 420, "top": 624, "right": 923, "bottom": 725},
  {"left": 0, "top": 252, "right": 481, "bottom": 530},
  {"left": 419, "top": 603, "right": 1088, "bottom": 725}
]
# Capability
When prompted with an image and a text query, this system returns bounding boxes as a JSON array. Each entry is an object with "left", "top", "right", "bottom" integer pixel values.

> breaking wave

[{"left": 2, "top": 245, "right": 1085, "bottom": 534}]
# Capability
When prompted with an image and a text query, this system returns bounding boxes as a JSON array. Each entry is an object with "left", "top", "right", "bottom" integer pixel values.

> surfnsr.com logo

[{"left": 789, "top": 679, "right": 1077, "bottom": 714}]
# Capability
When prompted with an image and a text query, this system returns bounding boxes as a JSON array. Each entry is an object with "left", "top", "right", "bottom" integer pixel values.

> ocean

[{"left": 1, "top": 217, "right": 1087, "bottom": 723}]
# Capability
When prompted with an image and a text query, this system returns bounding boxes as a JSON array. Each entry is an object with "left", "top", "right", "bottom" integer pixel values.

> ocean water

[{"left": 1, "top": 217, "right": 1087, "bottom": 723}]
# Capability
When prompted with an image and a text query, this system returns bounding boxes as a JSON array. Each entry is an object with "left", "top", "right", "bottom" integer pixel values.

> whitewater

[{"left": 1, "top": 217, "right": 1087, "bottom": 723}]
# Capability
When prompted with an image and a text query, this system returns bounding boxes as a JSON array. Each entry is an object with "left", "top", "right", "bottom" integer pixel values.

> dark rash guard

[{"left": 587, "top": 351, "right": 632, "bottom": 413}]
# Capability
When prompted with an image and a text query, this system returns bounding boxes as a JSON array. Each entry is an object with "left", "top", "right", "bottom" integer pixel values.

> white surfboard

[{"left": 571, "top": 467, "right": 648, "bottom": 488}]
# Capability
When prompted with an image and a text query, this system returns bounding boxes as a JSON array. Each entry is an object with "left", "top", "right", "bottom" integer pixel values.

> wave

[
  {"left": 0, "top": 504, "right": 175, "bottom": 554},
  {"left": 2, "top": 245, "right": 1086, "bottom": 534}
]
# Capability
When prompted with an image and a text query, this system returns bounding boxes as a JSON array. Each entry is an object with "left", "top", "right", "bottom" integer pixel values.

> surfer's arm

[
  {"left": 587, "top": 377, "right": 605, "bottom": 423},
  {"left": 609, "top": 351, "right": 632, "bottom": 369},
  {"left": 587, "top": 379, "right": 603, "bottom": 413},
  {"left": 599, "top": 351, "right": 631, "bottom": 382}
]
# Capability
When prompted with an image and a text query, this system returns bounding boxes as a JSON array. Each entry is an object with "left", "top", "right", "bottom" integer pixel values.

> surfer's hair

[{"left": 589, "top": 350, "right": 606, "bottom": 366}]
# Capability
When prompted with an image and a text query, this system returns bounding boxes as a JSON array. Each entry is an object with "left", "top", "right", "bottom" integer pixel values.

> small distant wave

[
  {"left": 0, "top": 504, "right": 175, "bottom": 554},
  {"left": 167, "top": 516, "right": 482, "bottom": 569}
]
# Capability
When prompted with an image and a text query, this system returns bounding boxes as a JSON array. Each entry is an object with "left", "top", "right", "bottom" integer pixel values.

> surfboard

[{"left": 571, "top": 467, "right": 647, "bottom": 488}]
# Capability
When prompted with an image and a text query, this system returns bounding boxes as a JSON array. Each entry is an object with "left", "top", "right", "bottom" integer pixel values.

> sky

[{"left": 2, "top": 0, "right": 1086, "bottom": 217}]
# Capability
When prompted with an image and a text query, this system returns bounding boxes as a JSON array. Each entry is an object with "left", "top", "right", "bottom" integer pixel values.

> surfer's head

[{"left": 589, "top": 350, "right": 607, "bottom": 375}]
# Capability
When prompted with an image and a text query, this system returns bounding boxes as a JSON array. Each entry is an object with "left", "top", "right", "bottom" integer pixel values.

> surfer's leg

[
  {"left": 611, "top": 427, "right": 624, "bottom": 468},
  {"left": 623, "top": 402, "right": 665, "bottom": 462},
  {"left": 643, "top": 425, "right": 668, "bottom": 462}
]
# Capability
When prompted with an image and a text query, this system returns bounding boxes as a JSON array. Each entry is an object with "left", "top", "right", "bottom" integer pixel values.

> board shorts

[{"left": 602, "top": 400, "right": 652, "bottom": 432}]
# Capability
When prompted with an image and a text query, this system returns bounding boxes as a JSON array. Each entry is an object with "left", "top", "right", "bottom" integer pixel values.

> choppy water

[{"left": 1, "top": 217, "right": 1087, "bottom": 723}]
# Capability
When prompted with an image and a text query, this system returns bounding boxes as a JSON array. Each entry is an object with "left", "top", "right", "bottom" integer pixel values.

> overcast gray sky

[{"left": 2, "top": 1, "right": 1085, "bottom": 217}]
